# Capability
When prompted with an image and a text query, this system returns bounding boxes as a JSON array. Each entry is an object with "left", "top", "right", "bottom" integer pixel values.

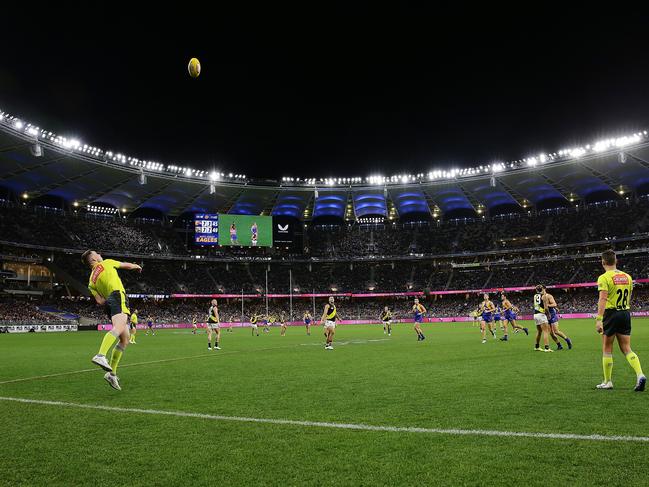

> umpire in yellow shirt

[
  {"left": 595, "top": 249, "right": 645, "bottom": 391},
  {"left": 83, "top": 250, "right": 142, "bottom": 391}
]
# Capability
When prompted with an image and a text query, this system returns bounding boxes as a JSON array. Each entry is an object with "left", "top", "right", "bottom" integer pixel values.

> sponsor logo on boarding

[{"left": 277, "top": 224, "right": 289, "bottom": 233}]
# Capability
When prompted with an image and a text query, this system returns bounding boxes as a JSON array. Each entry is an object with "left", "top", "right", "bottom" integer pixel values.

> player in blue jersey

[
  {"left": 493, "top": 305, "right": 504, "bottom": 332},
  {"left": 303, "top": 311, "right": 312, "bottom": 335},
  {"left": 480, "top": 294, "right": 497, "bottom": 343},
  {"left": 230, "top": 223, "right": 238, "bottom": 245},
  {"left": 145, "top": 315, "right": 155, "bottom": 336},
  {"left": 499, "top": 294, "right": 529, "bottom": 341},
  {"left": 251, "top": 222, "right": 258, "bottom": 246},
  {"left": 412, "top": 298, "right": 426, "bottom": 341},
  {"left": 542, "top": 286, "right": 572, "bottom": 350}
]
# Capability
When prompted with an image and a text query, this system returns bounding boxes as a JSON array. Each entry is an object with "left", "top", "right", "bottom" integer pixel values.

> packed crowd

[
  {"left": 3, "top": 287, "right": 649, "bottom": 325},
  {"left": 35, "top": 251, "right": 648, "bottom": 296},
  {"left": 1, "top": 198, "right": 649, "bottom": 259}
]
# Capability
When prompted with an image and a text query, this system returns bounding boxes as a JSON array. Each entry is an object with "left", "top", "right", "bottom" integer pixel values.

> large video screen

[
  {"left": 194, "top": 214, "right": 219, "bottom": 245},
  {"left": 218, "top": 214, "right": 273, "bottom": 247}
]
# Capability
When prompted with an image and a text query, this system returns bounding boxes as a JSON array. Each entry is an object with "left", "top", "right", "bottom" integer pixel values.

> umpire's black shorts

[
  {"left": 603, "top": 309, "right": 631, "bottom": 337},
  {"left": 104, "top": 290, "right": 131, "bottom": 319}
]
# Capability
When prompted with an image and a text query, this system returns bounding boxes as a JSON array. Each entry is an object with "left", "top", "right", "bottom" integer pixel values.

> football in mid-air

[{"left": 188, "top": 58, "right": 201, "bottom": 78}]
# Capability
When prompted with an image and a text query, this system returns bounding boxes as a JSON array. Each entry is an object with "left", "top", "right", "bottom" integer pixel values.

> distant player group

[{"left": 83, "top": 248, "right": 645, "bottom": 393}]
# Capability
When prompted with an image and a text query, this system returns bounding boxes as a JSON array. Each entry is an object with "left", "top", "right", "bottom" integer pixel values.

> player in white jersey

[{"left": 533, "top": 285, "right": 553, "bottom": 352}]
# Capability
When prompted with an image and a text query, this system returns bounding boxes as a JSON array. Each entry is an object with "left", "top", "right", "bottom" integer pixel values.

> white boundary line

[
  {"left": 1, "top": 396, "right": 648, "bottom": 443},
  {"left": 0, "top": 339, "right": 389, "bottom": 385}
]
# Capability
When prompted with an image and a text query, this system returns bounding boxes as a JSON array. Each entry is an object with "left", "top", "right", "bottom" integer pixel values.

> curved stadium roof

[{"left": 1, "top": 109, "right": 649, "bottom": 221}]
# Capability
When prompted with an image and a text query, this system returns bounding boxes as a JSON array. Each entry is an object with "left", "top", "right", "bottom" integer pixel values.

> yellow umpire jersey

[
  {"left": 597, "top": 269, "right": 633, "bottom": 310},
  {"left": 88, "top": 259, "right": 126, "bottom": 299},
  {"left": 88, "top": 259, "right": 130, "bottom": 316}
]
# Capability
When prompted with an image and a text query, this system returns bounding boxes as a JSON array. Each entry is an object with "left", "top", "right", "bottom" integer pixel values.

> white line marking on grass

[
  {"left": 0, "top": 338, "right": 389, "bottom": 385},
  {"left": 0, "top": 351, "right": 239, "bottom": 385},
  {"left": 1, "top": 396, "right": 648, "bottom": 444}
]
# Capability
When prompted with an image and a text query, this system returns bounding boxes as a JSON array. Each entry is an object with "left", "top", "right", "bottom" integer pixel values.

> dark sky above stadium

[{"left": 2, "top": 6, "right": 649, "bottom": 179}]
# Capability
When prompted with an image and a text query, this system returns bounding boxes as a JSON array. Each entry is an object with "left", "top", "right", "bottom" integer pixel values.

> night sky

[{"left": 2, "top": 6, "right": 649, "bottom": 179}]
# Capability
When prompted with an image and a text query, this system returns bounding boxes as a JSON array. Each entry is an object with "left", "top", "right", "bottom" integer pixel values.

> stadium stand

[{"left": 2, "top": 113, "right": 649, "bottom": 326}]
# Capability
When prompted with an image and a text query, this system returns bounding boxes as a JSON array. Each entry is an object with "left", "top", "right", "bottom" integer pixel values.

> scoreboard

[{"left": 194, "top": 214, "right": 219, "bottom": 245}]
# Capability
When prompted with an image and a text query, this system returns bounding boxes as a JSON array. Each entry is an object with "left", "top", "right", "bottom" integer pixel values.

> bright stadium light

[
  {"left": 14, "top": 120, "right": 23, "bottom": 129},
  {"left": 30, "top": 142, "right": 43, "bottom": 157}
]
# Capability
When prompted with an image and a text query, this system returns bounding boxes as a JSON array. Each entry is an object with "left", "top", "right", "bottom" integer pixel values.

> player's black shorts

[
  {"left": 104, "top": 291, "right": 130, "bottom": 319},
  {"left": 603, "top": 309, "right": 631, "bottom": 337}
]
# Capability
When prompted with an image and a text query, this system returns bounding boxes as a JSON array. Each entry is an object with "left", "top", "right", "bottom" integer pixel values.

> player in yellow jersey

[
  {"left": 320, "top": 296, "right": 338, "bottom": 350},
  {"left": 280, "top": 313, "right": 288, "bottom": 336},
  {"left": 84, "top": 250, "right": 142, "bottom": 391},
  {"left": 595, "top": 250, "right": 645, "bottom": 391},
  {"left": 380, "top": 306, "right": 393, "bottom": 336},
  {"left": 250, "top": 313, "right": 259, "bottom": 336},
  {"left": 129, "top": 309, "right": 138, "bottom": 344},
  {"left": 471, "top": 308, "right": 481, "bottom": 327}
]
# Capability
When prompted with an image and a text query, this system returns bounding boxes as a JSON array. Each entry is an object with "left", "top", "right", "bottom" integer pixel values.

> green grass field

[{"left": 1, "top": 319, "right": 648, "bottom": 486}]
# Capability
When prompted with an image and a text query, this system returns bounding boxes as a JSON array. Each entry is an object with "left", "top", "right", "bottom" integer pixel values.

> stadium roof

[{"left": 2, "top": 109, "right": 649, "bottom": 220}]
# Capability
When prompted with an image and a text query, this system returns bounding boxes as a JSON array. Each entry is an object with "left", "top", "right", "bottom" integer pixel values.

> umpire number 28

[{"left": 616, "top": 289, "right": 629, "bottom": 309}]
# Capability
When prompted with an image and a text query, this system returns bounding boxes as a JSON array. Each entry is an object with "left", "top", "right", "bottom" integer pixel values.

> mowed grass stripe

[
  {"left": 0, "top": 337, "right": 390, "bottom": 385},
  {"left": 2, "top": 395, "right": 649, "bottom": 443}
]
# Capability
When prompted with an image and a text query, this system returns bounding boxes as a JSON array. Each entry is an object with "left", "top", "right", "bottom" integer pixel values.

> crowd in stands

[
  {"left": 0, "top": 296, "right": 74, "bottom": 324},
  {"left": 1, "top": 198, "right": 649, "bottom": 260},
  {"left": 3, "top": 287, "right": 649, "bottom": 326},
  {"left": 28, "top": 251, "right": 648, "bottom": 296},
  {"left": 2, "top": 196, "right": 649, "bottom": 325}
]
